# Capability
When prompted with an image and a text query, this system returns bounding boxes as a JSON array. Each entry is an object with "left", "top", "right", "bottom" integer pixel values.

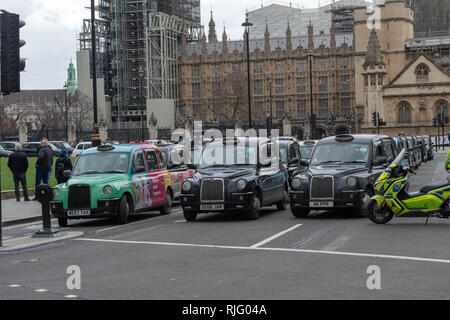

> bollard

[{"left": 32, "top": 184, "right": 60, "bottom": 238}]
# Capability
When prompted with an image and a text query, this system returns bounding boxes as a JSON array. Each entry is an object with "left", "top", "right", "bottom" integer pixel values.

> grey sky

[{"left": 1, "top": 0, "right": 351, "bottom": 90}]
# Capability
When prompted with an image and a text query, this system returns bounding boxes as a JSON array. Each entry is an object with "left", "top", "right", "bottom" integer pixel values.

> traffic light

[
  {"left": 378, "top": 118, "right": 387, "bottom": 127},
  {"left": 0, "top": 10, "right": 26, "bottom": 94},
  {"left": 372, "top": 112, "right": 377, "bottom": 127}
]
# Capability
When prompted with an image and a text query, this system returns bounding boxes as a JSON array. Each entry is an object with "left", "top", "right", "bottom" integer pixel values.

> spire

[
  {"left": 286, "top": 21, "right": 292, "bottom": 53},
  {"left": 364, "top": 29, "right": 384, "bottom": 67},
  {"left": 222, "top": 27, "right": 228, "bottom": 55},
  {"left": 208, "top": 11, "right": 217, "bottom": 43},
  {"left": 66, "top": 60, "right": 77, "bottom": 97},
  {"left": 308, "top": 21, "right": 314, "bottom": 51},
  {"left": 330, "top": 23, "right": 336, "bottom": 51},
  {"left": 264, "top": 24, "right": 271, "bottom": 53}
]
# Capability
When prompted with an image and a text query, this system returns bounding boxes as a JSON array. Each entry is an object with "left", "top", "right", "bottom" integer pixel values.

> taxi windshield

[
  {"left": 199, "top": 143, "right": 257, "bottom": 169},
  {"left": 300, "top": 145, "right": 314, "bottom": 159},
  {"left": 73, "top": 152, "right": 130, "bottom": 176},
  {"left": 311, "top": 143, "right": 369, "bottom": 165}
]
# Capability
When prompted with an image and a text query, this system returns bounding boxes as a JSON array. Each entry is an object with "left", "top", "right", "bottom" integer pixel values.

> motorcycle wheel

[{"left": 367, "top": 200, "right": 394, "bottom": 224}]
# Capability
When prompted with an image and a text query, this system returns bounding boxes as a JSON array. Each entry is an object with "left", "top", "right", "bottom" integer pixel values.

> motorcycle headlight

[
  {"left": 103, "top": 185, "right": 112, "bottom": 195},
  {"left": 346, "top": 176, "right": 357, "bottom": 187},
  {"left": 291, "top": 177, "right": 302, "bottom": 189},
  {"left": 236, "top": 179, "right": 247, "bottom": 191},
  {"left": 53, "top": 188, "right": 59, "bottom": 197},
  {"left": 182, "top": 180, "right": 192, "bottom": 192}
]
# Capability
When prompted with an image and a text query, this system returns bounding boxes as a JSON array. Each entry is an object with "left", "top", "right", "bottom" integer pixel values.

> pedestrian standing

[
  {"left": 55, "top": 149, "right": 73, "bottom": 184},
  {"left": 34, "top": 139, "right": 54, "bottom": 200},
  {"left": 7, "top": 144, "right": 30, "bottom": 202}
]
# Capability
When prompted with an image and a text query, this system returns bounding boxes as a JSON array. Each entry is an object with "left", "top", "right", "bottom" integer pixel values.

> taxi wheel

[
  {"left": 159, "top": 191, "right": 172, "bottom": 215},
  {"left": 117, "top": 196, "right": 129, "bottom": 225},
  {"left": 246, "top": 196, "right": 260, "bottom": 220},
  {"left": 290, "top": 203, "right": 310, "bottom": 218},
  {"left": 183, "top": 210, "right": 197, "bottom": 222},
  {"left": 352, "top": 190, "right": 371, "bottom": 218},
  {"left": 276, "top": 190, "right": 288, "bottom": 211},
  {"left": 58, "top": 218, "right": 68, "bottom": 227}
]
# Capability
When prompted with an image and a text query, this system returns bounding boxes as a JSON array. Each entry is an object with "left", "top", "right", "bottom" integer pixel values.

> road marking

[
  {"left": 250, "top": 224, "right": 302, "bottom": 248},
  {"left": 75, "top": 237, "right": 450, "bottom": 265},
  {"left": 64, "top": 294, "right": 78, "bottom": 298},
  {"left": 96, "top": 210, "right": 182, "bottom": 233},
  {"left": 8, "top": 284, "right": 21, "bottom": 288},
  {"left": 34, "top": 289, "right": 48, "bottom": 292}
]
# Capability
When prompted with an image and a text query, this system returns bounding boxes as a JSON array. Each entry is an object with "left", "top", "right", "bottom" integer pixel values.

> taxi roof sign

[
  {"left": 97, "top": 144, "right": 115, "bottom": 151},
  {"left": 335, "top": 135, "right": 354, "bottom": 142}
]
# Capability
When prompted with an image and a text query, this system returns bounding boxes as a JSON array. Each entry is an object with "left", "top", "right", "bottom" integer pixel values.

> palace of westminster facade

[{"left": 178, "top": 0, "right": 450, "bottom": 139}]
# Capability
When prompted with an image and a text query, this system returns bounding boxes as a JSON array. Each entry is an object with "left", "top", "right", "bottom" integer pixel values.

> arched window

[
  {"left": 436, "top": 100, "right": 449, "bottom": 124},
  {"left": 398, "top": 101, "right": 412, "bottom": 124},
  {"left": 416, "top": 64, "right": 429, "bottom": 78}
]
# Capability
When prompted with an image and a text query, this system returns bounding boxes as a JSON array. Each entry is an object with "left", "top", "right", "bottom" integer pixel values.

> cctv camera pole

[{"left": 90, "top": 0, "right": 100, "bottom": 147}]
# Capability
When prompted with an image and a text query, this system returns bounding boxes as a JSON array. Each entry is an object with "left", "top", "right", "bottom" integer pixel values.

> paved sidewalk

[{"left": 1, "top": 198, "right": 42, "bottom": 226}]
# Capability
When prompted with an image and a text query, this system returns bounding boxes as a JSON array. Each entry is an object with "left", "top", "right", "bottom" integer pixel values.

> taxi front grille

[
  {"left": 310, "top": 176, "right": 334, "bottom": 199},
  {"left": 68, "top": 185, "right": 91, "bottom": 208},
  {"left": 201, "top": 179, "right": 224, "bottom": 202}
]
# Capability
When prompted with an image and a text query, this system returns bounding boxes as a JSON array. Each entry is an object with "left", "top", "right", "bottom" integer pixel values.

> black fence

[
  {"left": 108, "top": 128, "right": 149, "bottom": 143},
  {"left": 27, "top": 129, "right": 68, "bottom": 142},
  {"left": 0, "top": 132, "right": 19, "bottom": 141}
]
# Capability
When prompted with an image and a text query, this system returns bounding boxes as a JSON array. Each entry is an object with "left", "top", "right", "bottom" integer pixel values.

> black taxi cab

[
  {"left": 289, "top": 134, "right": 398, "bottom": 218},
  {"left": 180, "top": 137, "right": 288, "bottom": 221}
]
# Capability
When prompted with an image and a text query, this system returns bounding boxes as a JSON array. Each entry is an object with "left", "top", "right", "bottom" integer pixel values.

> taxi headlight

[
  {"left": 291, "top": 177, "right": 302, "bottom": 189},
  {"left": 236, "top": 179, "right": 247, "bottom": 191},
  {"left": 346, "top": 177, "right": 357, "bottom": 187},
  {"left": 182, "top": 181, "right": 192, "bottom": 192},
  {"left": 103, "top": 185, "right": 113, "bottom": 195},
  {"left": 53, "top": 188, "right": 59, "bottom": 197}
]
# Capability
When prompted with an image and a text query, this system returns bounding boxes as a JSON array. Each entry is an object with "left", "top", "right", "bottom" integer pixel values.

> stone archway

[
  {"left": 291, "top": 126, "right": 304, "bottom": 140},
  {"left": 314, "top": 127, "right": 326, "bottom": 139}
]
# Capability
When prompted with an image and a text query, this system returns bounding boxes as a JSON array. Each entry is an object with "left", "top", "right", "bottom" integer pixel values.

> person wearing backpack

[{"left": 55, "top": 149, "right": 73, "bottom": 184}]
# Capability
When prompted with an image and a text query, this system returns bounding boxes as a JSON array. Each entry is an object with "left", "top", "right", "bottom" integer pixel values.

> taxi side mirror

[
  {"left": 133, "top": 166, "right": 146, "bottom": 174},
  {"left": 63, "top": 170, "right": 72, "bottom": 178},
  {"left": 373, "top": 157, "right": 387, "bottom": 166},
  {"left": 299, "top": 159, "right": 309, "bottom": 167},
  {"left": 289, "top": 158, "right": 300, "bottom": 166}
]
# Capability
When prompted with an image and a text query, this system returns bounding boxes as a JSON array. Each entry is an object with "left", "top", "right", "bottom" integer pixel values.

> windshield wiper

[
  {"left": 103, "top": 170, "right": 126, "bottom": 174},
  {"left": 314, "top": 160, "right": 343, "bottom": 165},
  {"left": 342, "top": 161, "right": 366, "bottom": 164},
  {"left": 75, "top": 170, "right": 103, "bottom": 176}
]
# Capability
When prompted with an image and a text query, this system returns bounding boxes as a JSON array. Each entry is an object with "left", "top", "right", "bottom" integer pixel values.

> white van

[{"left": 72, "top": 142, "right": 93, "bottom": 157}]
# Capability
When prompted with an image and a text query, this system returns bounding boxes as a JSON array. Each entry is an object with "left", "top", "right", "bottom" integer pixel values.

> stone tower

[
  {"left": 208, "top": 11, "right": 217, "bottom": 43},
  {"left": 66, "top": 59, "right": 77, "bottom": 97}
]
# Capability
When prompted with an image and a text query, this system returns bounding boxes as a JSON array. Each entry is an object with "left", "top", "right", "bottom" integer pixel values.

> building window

[
  {"left": 232, "top": 63, "right": 241, "bottom": 74},
  {"left": 297, "top": 78, "right": 306, "bottom": 93},
  {"left": 341, "top": 98, "right": 351, "bottom": 115},
  {"left": 212, "top": 65, "right": 220, "bottom": 76},
  {"left": 297, "top": 100, "right": 306, "bottom": 119},
  {"left": 254, "top": 80, "right": 263, "bottom": 95},
  {"left": 275, "top": 62, "right": 285, "bottom": 73},
  {"left": 398, "top": 101, "right": 412, "bottom": 124},
  {"left": 416, "top": 63, "right": 429, "bottom": 78},
  {"left": 253, "top": 62, "right": 263, "bottom": 74},
  {"left": 191, "top": 65, "right": 200, "bottom": 77},
  {"left": 254, "top": 101, "right": 264, "bottom": 120},
  {"left": 318, "top": 77, "right": 328, "bottom": 92},
  {"left": 318, "top": 60, "right": 328, "bottom": 70},
  {"left": 296, "top": 61, "right": 306, "bottom": 72},
  {"left": 340, "top": 76, "right": 350, "bottom": 92},
  {"left": 319, "top": 99, "right": 328, "bottom": 118},
  {"left": 191, "top": 83, "right": 200, "bottom": 98},
  {"left": 276, "top": 101, "right": 285, "bottom": 118},
  {"left": 436, "top": 100, "right": 449, "bottom": 124},
  {"left": 192, "top": 105, "right": 201, "bottom": 119},
  {"left": 340, "top": 58, "right": 349, "bottom": 70},
  {"left": 275, "top": 79, "right": 285, "bottom": 95}
]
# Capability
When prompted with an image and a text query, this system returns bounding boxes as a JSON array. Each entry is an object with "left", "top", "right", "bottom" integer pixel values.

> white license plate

[
  {"left": 200, "top": 204, "right": 224, "bottom": 211},
  {"left": 309, "top": 201, "right": 333, "bottom": 208},
  {"left": 67, "top": 209, "right": 91, "bottom": 217}
]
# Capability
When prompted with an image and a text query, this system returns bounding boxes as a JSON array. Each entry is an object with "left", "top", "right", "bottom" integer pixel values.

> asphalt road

[{"left": 1, "top": 151, "right": 450, "bottom": 300}]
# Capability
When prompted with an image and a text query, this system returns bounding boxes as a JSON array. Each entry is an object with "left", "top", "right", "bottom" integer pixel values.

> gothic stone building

[{"left": 179, "top": 0, "right": 450, "bottom": 138}]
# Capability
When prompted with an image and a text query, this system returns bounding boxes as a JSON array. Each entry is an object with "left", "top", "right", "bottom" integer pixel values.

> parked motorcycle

[{"left": 367, "top": 148, "right": 450, "bottom": 224}]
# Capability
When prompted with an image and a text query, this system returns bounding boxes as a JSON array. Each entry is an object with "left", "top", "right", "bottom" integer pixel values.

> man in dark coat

[
  {"left": 55, "top": 149, "right": 73, "bottom": 184},
  {"left": 35, "top": 139, "right": 53, "bottom": 192},
  {"left": 7, "top": 144, "right": 30, "bottom": 201}
]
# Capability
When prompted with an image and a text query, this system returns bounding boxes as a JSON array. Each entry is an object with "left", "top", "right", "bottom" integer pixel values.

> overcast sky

[{"left": 2, "top": 0, "right": 356, "bottom": 90}]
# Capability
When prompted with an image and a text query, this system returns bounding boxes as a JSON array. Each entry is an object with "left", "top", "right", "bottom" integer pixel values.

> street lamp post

[
  {"left": 266, "top": 75, "right": 273, "bottom": 137},
  {"left": 242, "top": 13, "right": 253, "bottom": 128},
  {"left": 90, "top": 0, "right": 100, "bottom": 147},
  {"left": 307, "top": 52, "right": 314, "bottom": 139},
  {"left": 138, "top": 67, "right": 145, "bottom": 142},
  {"left": 63, "top": 81, "right": 68, "bottom": 139}
]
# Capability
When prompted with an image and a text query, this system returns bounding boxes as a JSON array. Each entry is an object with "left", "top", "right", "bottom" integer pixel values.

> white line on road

[
  {"left": 75, "top": 237, "right": 450, "bottom": 265},
  {"left": 8, "top": 284, "right": 21, "bottom": 288},
  {"left": 96, "top": 210, "right": 182, "bottom": 233},
  {"left": 64, "top": 294, "right": 78, "bottom": 298},
  {"left": 34, "top": 289, "right": 48, "bottom": 292},
  {"left": 250, "top": 224, "right": 302, "bottom": 248}
]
